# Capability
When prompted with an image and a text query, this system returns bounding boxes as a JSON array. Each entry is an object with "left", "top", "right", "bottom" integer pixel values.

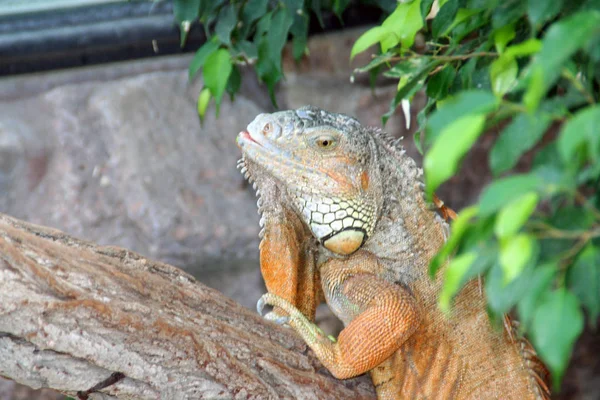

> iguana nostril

[{"left": 262, "top": 122, "right": 273, "bottom": 136}]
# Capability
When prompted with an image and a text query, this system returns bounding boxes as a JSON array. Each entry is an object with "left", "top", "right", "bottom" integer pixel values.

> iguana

[{"left": 236, "top": 106, "right": 550, "bottom": 399}]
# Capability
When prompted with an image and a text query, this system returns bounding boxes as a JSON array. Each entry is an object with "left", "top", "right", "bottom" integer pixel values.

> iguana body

[{"left": 237, "top": 106, "right": 549, "bottom": 399}]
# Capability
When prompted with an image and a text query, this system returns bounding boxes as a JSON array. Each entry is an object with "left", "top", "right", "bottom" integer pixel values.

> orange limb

[
  {"left": 259, "top": 253, "right": 420, "bottom": 380},
  {"left": 259, "top": 207, "right": 321, "bottom": 320}
]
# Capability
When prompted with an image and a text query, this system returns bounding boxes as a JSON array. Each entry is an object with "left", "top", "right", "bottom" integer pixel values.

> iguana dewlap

[{"left": 237, "top": 106, "right": 549, "bottom": 399}]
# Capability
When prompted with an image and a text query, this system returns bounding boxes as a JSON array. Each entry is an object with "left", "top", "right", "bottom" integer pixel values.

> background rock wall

[{"left": 0, "top": 28, "right": 416, "bottom": 305}]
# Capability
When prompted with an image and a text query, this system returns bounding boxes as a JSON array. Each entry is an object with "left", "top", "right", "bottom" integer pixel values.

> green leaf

[
  {"left": 356, "top": 52, "right": 396, "bottom": 75},
  {"left": 432, "top": 0, "right": 459, "bottom": 38},
  {"left": 373, "top": 0, "right": 396, "bottom": 13},
  {"left": 174, "top": 0, "right": 201, "bottom": 46},
  {"left": 380, "top": 0, "right": 424, "bottom": 51},
  {"left": 450, "top": 9, "right": 487, "bottom": 43},
  {"left": 203, "top": 49, "right": 232, "bottom": 114},
  {"left": 350, "top": 26, "right": 394, "bottom": 60},
  {"left": 499, "top": 233, "right": 535, "bottom": 284},
  {"left": 290, "top": 11, "right": 309, "bottom": 61},
  {"left": 465, "top": 241, "right": 498, "bottom": 278},
  {"left": 492, "top": 0, "right": 527, "bottom": 29},
  {"left": 283, "top": 0, "right": 304, "bottom": 17},
  {"left": 197, "top": 87, "right": 211, "bottom": 122},
  {"left": 256, "top": 38, "right": 281, "bottom": 107},
  {"left": 490, "top": 111, "right": 551, "bottom": 175},
  {"left": 215, "top": 4, "right": 237, "bottom": 46},
  {"left": 424, "top": 113, "right": 486, "bottom": 198},
  {"left": 446, "top": 8, "right": 482, "bottom": 36},
  {"left": 255, "top": 7, "right": 293, "bottom": 106},
  {"left": 523, "top": 65, "right": 545, "bottom": 112},
  {"left": 539, "top": 206, "right": 595, "bottom": 261},
  {"left": 420, "top": 0, "right": 436, "bottom": 23},
  {"left": 557, "top": 105, "right": 600, "bottom": 164},
  {"left": 504, "top": 38, "right": 542, "bottom": 58},
  {"left": 568, "top": 243, "right": 600, "bottom": 325},
  {"left": 516, "top": 263, "right": 556, "bottom": 329},
  {"left": 486, "top": 252, "right": 540, "bottom": 315},
  {"left": 268, "top": 7, "right": 295, "bottom": 62},
  {"left": 495, "top": 192, "right": 539, "bottom": 239},
  {"left": 188, "top": 40, "right": 220, "bottom": 80},
  {"left": 255, "top": 10, "right": 272, "bottom": 38},
  {"left": 479, "top": 174, "right": 542, "bottom": 216},
  {"left": 333, "top": 0, "right": 351, "bottom": 18},
  {"left": 531, "top": 288, "right": 584, "bottom": 388},
  {"left": 426, "top": 65, "right": 456, "bottom": 100},
  {"left": 491, "top": 38, "right": 541, "bottom": 91},
  {"left": 242, "top": 0, "right": 268, "bottom": 26},
  {"left": 551, "top": 205, "right": 596, "bottom": 232},
  {"left": 531, "top": 161, "right": 566, "bottom": 194},
  {"left": 490, "top": 56, "right": 518, "bottom": 97},
  {"left": 384, "top": 56, "right": 430, "bottom": 78},
  {"left": 383, "top": 59, "right": 439, "bottom": 125},
  {"left": 425, "top": 91, "right": 498, "bottom": 145},
  {"left": 226, "top": 65, "right": 241, "bottom": 101},
  {"left": 415, "top": 99, "right": 436, "bottom": 155},
  {"left": 292, "top": 29, "right": 308, "bottom": 61},
  {"left": 439, "top": 251, "right": 478, "bottom": 313},
  {"left": 309, "top": 0, "right": 324, "bottom": 27},
  {"left": 528, "top": 0, "right": 564, "bottom": 28},
  {"left": 458, "top": 58, "right": 477, "bottom": 89},
  {"left": 493, "top": 23, "right": 515, "bottom": 53},
  {"left": 234, "top": 40, "right": 258, "bottom": 61},
  {"left": 430, "top": 206, "right": 479, "bottom": 277},
  {"left": 578, "top": 161, "right": 600, "bottom": 186},
  {"left": 524, "top": 11, "right": 600, "bottom": 110}
]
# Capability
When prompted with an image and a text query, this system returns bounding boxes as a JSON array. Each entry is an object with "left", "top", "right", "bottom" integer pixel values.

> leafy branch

[
  {"left": 388, "top": 50, "right": 498, "bottom": 62},
  {"left": 328, "top": 0, "right": 600, "bottom": 388}
]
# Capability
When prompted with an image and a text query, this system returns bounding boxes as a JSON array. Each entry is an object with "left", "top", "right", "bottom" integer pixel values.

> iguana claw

[
  {"left": 257, "top": 292, "right": 333, "bottom": 343},
  {"left": 256, "top": 294, "right": 268, "bottom": 315},
  {"left": 257, "top": 293, "right": 291, "bottom": 325}
]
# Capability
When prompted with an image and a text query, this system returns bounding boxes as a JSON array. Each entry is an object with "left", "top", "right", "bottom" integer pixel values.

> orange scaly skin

[{"left": 237, "top": 106, "right": 549, "bottom": 399}]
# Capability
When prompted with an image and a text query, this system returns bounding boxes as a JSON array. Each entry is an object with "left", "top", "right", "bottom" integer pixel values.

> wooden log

[{"left": 0, "top": 213, "right": 375, "bottom": 399}]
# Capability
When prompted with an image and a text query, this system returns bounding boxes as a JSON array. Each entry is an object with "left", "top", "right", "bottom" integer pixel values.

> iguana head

[{"left": 237, "top": 106, "right": 382, "bottom": 255}]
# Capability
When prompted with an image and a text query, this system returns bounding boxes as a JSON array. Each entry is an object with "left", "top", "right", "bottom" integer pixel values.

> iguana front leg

[
  {"left": 258, "top": 250, "right": 421, "bottom": 380},
  {"left": 259, "top": 206, "right": 321, "bottom": 321}
]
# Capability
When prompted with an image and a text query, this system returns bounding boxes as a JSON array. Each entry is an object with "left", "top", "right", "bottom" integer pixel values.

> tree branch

[{"left": 0, "top": 213, "right": 375, "bottom": 399}]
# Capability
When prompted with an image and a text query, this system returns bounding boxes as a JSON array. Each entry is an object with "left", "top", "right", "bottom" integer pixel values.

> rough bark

[{"left": 0, "top": 213, "right": 375, "bottom": 400}]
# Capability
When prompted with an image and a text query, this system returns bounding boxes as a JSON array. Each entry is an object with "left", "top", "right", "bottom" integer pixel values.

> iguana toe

[
  {"left": 264, "top": 311, "right": 290, "bottom": 325},
  {"left": 257, "top": 293, "right": 294, "bottom": 325}
]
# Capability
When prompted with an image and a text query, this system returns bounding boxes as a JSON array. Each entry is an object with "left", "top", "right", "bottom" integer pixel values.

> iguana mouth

[
  {"left": 237, "top": 129, "right": 304, "bottom": 174},
  {"left": 237, "top": 129, "right": 286, "bottom": 156},
  {"left": 237, "top": 130, "right": 262, "bottom": 147}
]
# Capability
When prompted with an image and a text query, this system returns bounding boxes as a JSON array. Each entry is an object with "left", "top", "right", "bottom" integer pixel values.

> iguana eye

[
  {"left": 262, "top": 123, "right": 273, "bottom": 134},
  {"left": 314, "top": 136, "right": 337, "bottom": 150}
]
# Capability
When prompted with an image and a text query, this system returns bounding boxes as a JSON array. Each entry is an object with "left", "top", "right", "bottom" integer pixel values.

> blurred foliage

[
  {"left": 172, "top": 0, "right": 600, "bottom": 389},
  {"left": 175, "top": 0, "right": 394, "bottom": 118}
]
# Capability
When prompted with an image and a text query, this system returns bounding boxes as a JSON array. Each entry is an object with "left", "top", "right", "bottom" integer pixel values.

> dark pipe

[{"left": 0, "top": 1, "right": 383, "bottom": 76}]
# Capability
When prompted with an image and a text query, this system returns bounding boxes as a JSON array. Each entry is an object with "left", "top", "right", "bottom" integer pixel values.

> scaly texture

[{"left": 237, "top": 106, "right": 550, "bottom": 400}]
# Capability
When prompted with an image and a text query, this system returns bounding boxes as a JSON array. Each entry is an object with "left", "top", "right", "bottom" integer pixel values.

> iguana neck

[{"left": 362, "top": 129, "right": 450, "bottom": 284}]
